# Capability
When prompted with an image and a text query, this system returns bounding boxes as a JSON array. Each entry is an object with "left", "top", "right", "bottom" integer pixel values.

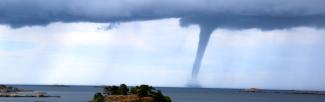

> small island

[
  {"left": 242, "top": 88, "right": 261, "bottom": 93},
  {"left": 241, "top": 87, "right": 325, "bottom": 95},
  {"left": 0, "top": 85, "right": 59, "bottom": 97},
  {"left": 0, "top": 85, "right": 33, "bottom": 93},
  {"left": 91, "top": 84, "right": 172, "bottom": 102}
]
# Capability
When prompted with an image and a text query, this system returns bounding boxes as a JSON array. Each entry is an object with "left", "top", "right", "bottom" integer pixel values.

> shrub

[{"left": 92, "top": 92, "right": 104, "bottom": 102}]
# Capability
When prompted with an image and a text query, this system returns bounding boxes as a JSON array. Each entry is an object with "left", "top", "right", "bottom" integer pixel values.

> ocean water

[{"left": 0, "top": 85, "right": 325, "bottom": 102}]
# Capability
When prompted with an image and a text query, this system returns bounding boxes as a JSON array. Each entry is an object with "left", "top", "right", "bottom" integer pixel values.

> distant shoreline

[
  {"left": 2, "top": 84, "right": 325, "bottom": 96},
  {"left": 0, "top": 85, "right": 60, "bottom": 98},
  {"left": 241, "top": 88, "right": 325, "bottom": 95}
]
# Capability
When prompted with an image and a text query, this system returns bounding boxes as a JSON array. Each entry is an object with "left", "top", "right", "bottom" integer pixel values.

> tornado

[{"left": 189, "top": 25, "right": 215, "bottom": 87}]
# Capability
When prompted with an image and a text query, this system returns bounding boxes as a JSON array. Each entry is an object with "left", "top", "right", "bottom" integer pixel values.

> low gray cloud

[
  {"left": 180, "top": 14, "right": 325, "bottom": 30},
  {"left": 0, "top": 0, "right": 325, "bottom": 28}
]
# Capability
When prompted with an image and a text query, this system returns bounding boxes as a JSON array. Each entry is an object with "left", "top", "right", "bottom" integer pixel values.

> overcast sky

[{"left": 0, "top": 0, "right": 325, "bottom": 90}]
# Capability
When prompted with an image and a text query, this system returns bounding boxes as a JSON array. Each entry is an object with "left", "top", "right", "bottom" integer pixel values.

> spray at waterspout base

[{"left": 187, "top": 78, "right": 201, "bottom": 88}]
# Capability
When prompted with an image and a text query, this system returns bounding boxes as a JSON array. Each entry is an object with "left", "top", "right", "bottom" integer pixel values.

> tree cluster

[
  {"left": 91, "top": 84, "right": 171, "bottom": 102},
  {"left": 130, "top": 84, "right": 171, "bottom": 102},
  {"left": 103, "top": 84, "right": 129, "bottom": 95}
]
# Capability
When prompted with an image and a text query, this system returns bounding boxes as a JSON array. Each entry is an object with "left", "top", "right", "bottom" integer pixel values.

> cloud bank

[{"left": 0, "top": 0, "right": 325, "bottom": 28}]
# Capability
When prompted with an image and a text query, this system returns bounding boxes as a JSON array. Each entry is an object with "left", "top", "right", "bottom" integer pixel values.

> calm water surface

[{"left": 0, "top": 85, "right": 324, "bottom": 102}]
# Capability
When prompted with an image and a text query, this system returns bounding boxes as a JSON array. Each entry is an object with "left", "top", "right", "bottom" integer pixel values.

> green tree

[
  {"left": 119, "top": 84, "right": 129, "bottom": 95},
  {"left": 137, "top": 85, "right": 154, "bottom": 97},
  {"left": 153, "top": 90, "right": 172, "bottom": 102},
  {"left": 130, "top": 86, "right": 139, "bottom": 94},
  {"left": 103, "top": 86, "right": 111, "bottom": 95},
  {"left": 92, "top": 92, "right": 104, "bottom": 102},
  {"left": 111, "top": 86, "right": 120, "bottom": 95},
  {"left": 104, "top": 86, "right": 120, "bottom": 95}
]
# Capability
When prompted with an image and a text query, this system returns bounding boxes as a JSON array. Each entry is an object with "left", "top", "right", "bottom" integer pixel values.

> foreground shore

[
  {"left": 90, "top": 84, "right": 172, "bottom": 102},
  {"left": 1, "top": 85, "right": 325, "bottom": 102}
]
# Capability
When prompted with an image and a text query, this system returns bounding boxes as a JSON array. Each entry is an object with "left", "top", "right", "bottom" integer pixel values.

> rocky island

[
  {"left": 0, "top": 85, "right": 59, "bottom": 97},
  {"left": 90, "top": 84, "right": 172, "bottom": 102},
  {"left": 242, "top": 88, "right": 325, "bottom": 95}
]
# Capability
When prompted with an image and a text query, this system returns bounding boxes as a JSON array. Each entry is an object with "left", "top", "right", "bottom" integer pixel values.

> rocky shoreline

[
  {"left": 0, "top": 85, "right": 60, "bottom": 98},
  {"left": 242, "top": 88, "right": 325, "bottom": 95},
  {"left": 0, "top": 93, "right": 60, "bottom": 98}
]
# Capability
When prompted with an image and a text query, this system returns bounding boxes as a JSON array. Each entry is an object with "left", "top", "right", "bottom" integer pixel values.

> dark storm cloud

[
  {"left": 0, "top": 0, "right": 325, "bottom": 28},
  {"left": 180, "top": 14, "right": 325, "bottom": 30}
]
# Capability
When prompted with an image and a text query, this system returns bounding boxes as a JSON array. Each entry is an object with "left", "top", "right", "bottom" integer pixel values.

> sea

[{"left": 0, "top": 85, "right": 325, "bottom": 102}]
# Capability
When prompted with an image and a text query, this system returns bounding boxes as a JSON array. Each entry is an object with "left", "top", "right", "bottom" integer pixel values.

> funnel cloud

[
  {"left": 188, "top": 25, "right": 214, "bottom": 87},
  {"left": 180, "top": 14, "right": 325, "bottom": 86}
]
